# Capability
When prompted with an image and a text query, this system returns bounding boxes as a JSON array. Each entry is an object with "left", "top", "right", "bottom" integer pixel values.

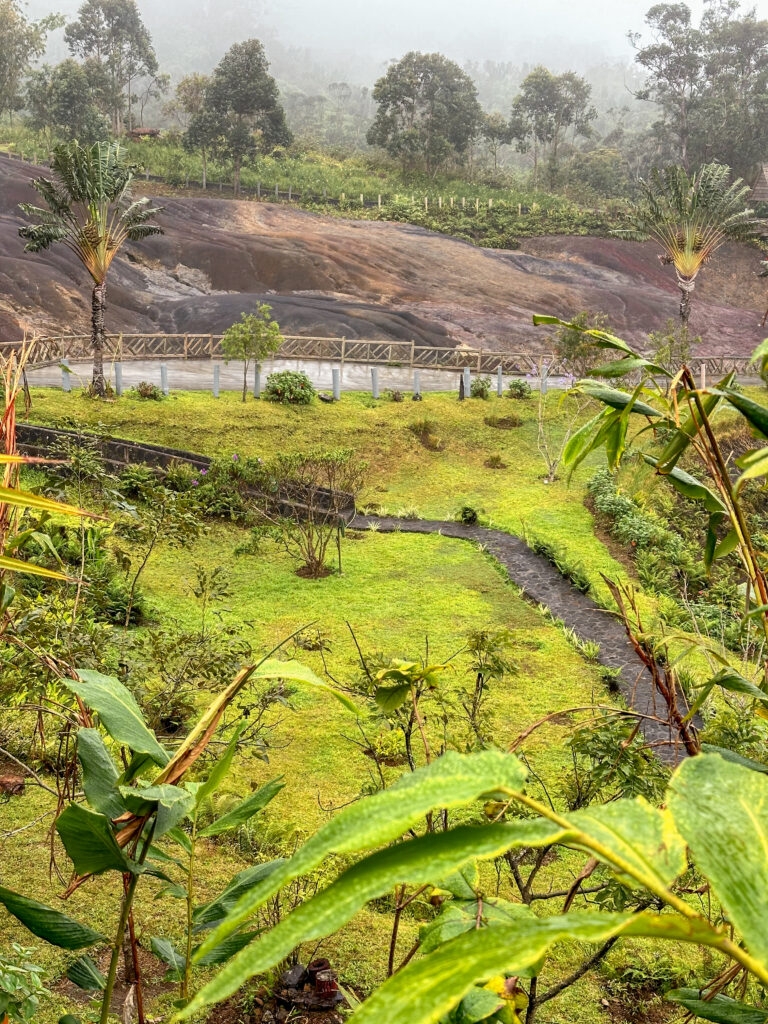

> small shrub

[
  {"left": 484, "top": 453, "right": 506, "bottom": 469},
  {"left": 506, "top": 378, "right": 532, "bottom": 400},
  {"left": 131, "top": 380, "right": 164, "bottom": 400},
  {"left": 484, "top": 413, "right": 521, "bottom": 429},
  {"left": 470, "top": 375, "right": 492, "bottom": 399},
  {"left": 387, "top": 388, "right": 405, "bottom": 402},
  {"left": 457, "top": 504, "right": 480, "bottom": 525},
  {"left": 529, "top": 535, "right": 592, "bottom": 594},
  {"left": 0, "top": 944, "right": 49, "bottom": 1022},
  {"left": 264, "top": 370, "right": 316, "bottom": 404},
  {"left": 409, "top": 418, "right": 445, "bottom": 451}
]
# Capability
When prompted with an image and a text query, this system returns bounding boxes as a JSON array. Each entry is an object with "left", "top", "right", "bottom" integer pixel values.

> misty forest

[{"left": 6, "top": 1, "right": 768, "bottom": 1024}]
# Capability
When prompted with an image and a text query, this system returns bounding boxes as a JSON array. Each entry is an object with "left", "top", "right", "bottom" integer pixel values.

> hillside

[{"left": 1, "top": 155, "right": 765, "bottom": 353}]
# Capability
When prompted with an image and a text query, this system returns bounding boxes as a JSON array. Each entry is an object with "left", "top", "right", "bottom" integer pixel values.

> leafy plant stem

[{"left": 182, "top": 819, "right": 198, "bottom": 1000}]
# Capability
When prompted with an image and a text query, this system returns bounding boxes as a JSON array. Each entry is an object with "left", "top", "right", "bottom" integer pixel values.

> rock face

[{"left": 1, "top": 154, "right": 765, "bottom": 353}]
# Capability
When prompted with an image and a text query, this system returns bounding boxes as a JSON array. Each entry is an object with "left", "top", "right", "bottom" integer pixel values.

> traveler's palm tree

[
  {"left": 621, "top": 163, "right": 757, "bottom": 327},
  {"left": 19, "top": 140, "right": 163, "bottom": 396}
]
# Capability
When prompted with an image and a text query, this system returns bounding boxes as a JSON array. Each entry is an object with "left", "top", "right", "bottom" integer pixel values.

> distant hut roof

[{"left": 752, "top": 163, "right": 768, "bottom": 204}]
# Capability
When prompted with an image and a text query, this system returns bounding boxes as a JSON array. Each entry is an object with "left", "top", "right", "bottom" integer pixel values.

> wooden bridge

[{"left": 0, "top": 333, "right": 759, "bottom": 379}]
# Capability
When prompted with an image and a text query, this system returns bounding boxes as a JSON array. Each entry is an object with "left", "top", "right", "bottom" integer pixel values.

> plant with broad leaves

[
  {"left": 170, "top": 748, "right": 768, "bottom": 1024},
  {"left": 0, "top": 944, "right": 49, "bottom": 1022},
  {"left": 536, "top": 313, "right": 768, "bottom": 749},
  {"left": 0, "top": 660, "right": 353, "bottom": 1024}
]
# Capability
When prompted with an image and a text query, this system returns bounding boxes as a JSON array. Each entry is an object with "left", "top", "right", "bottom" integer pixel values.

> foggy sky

[{"left": 27, "top": 0, "right": 768, "bottom": 83}]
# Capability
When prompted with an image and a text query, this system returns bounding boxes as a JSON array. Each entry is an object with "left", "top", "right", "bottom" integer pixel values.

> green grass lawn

[{"left": 2, "top": 386, "right": 714, "bottom": 1023}]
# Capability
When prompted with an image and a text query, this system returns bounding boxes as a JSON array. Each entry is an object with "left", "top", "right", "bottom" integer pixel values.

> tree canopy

[
  {"left": 0, "top": 0, "right": 62, "bottom": 120},
  {"left": 367, "top": 51, "right": 483, "bottom": 175}
]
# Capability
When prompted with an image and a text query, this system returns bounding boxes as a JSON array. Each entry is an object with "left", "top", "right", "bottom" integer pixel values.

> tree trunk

[
  {"left": 233, "top": 158, "right": 241, "bottom": 197},
  {"left": 678, "top": 274, "right": 694, "bottom": 328},
  {"left": 201, "top": 146, "right": 207, "bottom": 190},
  {"left": 91, "top": 281, "right": 107, "bottom": 397}
]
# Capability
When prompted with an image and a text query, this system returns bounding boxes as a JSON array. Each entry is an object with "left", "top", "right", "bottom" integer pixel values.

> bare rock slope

[{"left": 1, "top": 155, "right": 764, "bottom": 354}]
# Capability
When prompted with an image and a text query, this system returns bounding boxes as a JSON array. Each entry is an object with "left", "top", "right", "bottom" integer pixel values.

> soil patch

[{"left": 53, "top": 946, "right": 175, "bottom": 1013}]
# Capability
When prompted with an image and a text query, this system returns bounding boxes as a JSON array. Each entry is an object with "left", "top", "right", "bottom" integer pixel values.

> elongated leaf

[
  {"left": 575, "top": 380, "right": 660, "bottom": 418},
  {"left": 193, "top": 860, "right": 285, "bottom": 933},
  {"left": 655, "top": 378, "right": 733, "bottom": 473},
  {"left": 194, "top": 930, "right": 260, "bottom": 966},
  {"left": 735, "top": 447, "right": 768, "bottom": 491},
  {"left": 191, "top": 751, "right": 526, "bottom": 964},
  {"left": 0, "top": 886, "right": 104, "bottom": 949},
  {"left": 195, "top": 723, "right": 246, "bottom": 810},
  {"left": 56, "top": 804, "right": 137, "bottom": 875},
  {"left": 64, "top": 671, "right": 168, "bottom": 765},
  {"left": 420, "top": 898, "right": 533, "bottom": 955},
  {"left": 668, "top": 988, "right": 768, "bottom": 1024},
  {"left": 0, "top": 484, "right": 96, "bottom": 519},
  {"left": 0, "top": 552, "right": 68, "bottom": 580},
  {"left": 700, "top": 744, "right": 768, "bottom": 775},
  {"left": 699, "top": 669, "right": 768, "bottom": 706},
  {"left": 151, "top": 936, "right": 186, "bottom": 972},
  {"left": 562, "top": 409, "right": 612, "bottom": 470},
  {"left": 643, "top": 457, "right": 726, "bottom": 513},
  {"left": 76, "top": 727, "right": 125, "bottom": 819},
  {"left": 717, "top": 388, "right": 768, "bottom": 439},
  {"left": 250, "top": 659, "right": 357, "bottom": 712},
  {"left": 532, "top": 315, "right": 636, "bottom": 355},
  {"left": 589, "top": 356, "right": 669, "bottom": 378},
  {"left": 182, "top": 795, "right": 684, "bottom": 1018},
  {"left": 198, "top": 778, "right": 284, "bottom": 838},
  {"left": 119, "top": 784, "right": 195, "bottom": 836},
  {"left": 66, "top": 955, "right": 106, "bottom": 991},
  {"left": 669, "top": 754, "right": 768, "bottom": 967},
  {"left": 346, "top": 913, "right": 723, "bottom": 1024}
]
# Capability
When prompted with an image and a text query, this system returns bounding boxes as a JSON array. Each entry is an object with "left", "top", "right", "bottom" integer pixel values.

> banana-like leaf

[
  {"left": 151, "top": 936, "right": 186, "bottom": 972},
  {"left": 64, "top": 671, "right": 169, "bottom": 765},
  {"left": 193, "top": 861, "right": 285, "bottom": 933},
  {"left": 668, "top": 988, "right": 768, "bottom": 1024},
  {"left": 697, "top": 668, "right": 768, "bottom": 705},
  {"left": 0, "top": 484, "right": 98, "bottom": 519},
  {"left": 66, "top": 955, "right": 106, "bottom": 991},
  {"left": 0, "top": 552, "right": 69, "bottom": 581},
  {"left": 532, "top": 315, "right": 636, "bottom": 355},
  {"left": 190, "top": 751, "right": 526, "bottom": 965},
  {"left": 716, "top": 387, "right": 768, "bottom": 439},
  {"left": 0, "top": 886, "right": 104, "bottom": 949},
  {"left": 735, "top": 447, "right": 768, "bottom": 491},
  {"left": 76, "top": 727, "right": 126, "bottom": 819},
  {"left": 119, "top": 784, "right": 195, "bottom": 836},
  {"left": 198, "top": 778, "right": 284, "bottom": 838},
  {"left": 668, "top": 754, "right": 768, "bottom": 967},
  {"left": 194, "top": 930, "right": 260, "bottom": 966},
  {"left": 589, "top": 356, "right": 669, "bottom": 378},
  {"left": 700, "top": 744, "right": 768, "bottom": 774},
  {"left": 655, "top": 376, "right": 734, "bottom": 474},
  {"left": 345, "top": 913, "right": 723, "bottom": 1024},
  {"left": 194, "top": 723, "right": 246, "bottom": 811},
  {"left": 181, "top": 793, "right": 684, "bottom": 1018},
  {"left": 574, "top": 380, "right": 660, "bottom": 418},
  {"left": 56, "top": 804, "right": 137, "bottom": 875}
]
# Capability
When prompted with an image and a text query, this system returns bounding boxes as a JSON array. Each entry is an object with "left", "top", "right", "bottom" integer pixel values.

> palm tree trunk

[
  {"left": 678, "top": 274, "right": 694, "bottom": 328},
  {"left": 91, "top": 281, "right": 107, "bottom": 397}
]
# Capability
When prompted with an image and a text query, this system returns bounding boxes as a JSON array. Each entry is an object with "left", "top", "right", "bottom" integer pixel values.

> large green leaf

[
  {"left": 189, "top": 751, "right": 526, "bottom": 963},
  {"left": 76, "top": 727, "right": 126, "bottom": 819},
  {"left": 64, "top": 671, "right": 169, "bottom": 765},
  {"left": 589, "top": 356, "right": 668, "bottom": 378},
  {"left": 250, "top": 659, "right": 357, "bottom": 713},
  {"left": 532, "top": 315, "right": 636, "bottom": 355},
  {"left": 194, "top": 723, "right": 245, "bottom": 811},
  {"left": 198, "top": 778, "right": 284, "bottom": 838},
  {"left": 0, "top": 886, "right": 104, "bottom": 949},
  {"left": 119, "top": 784, "right": 195, "bottom": 836},
  {"left": 66, "top": 955, "right": 106, "bottom": 992},
  {"left": 700, "top": 744, "right": 768, "bottom": 775},
  {"left": 716, "top": 388, "right": 768, "bottom": 439},
  {"left": 669, "top": 754, "right": 768, "bottom": 967},
  {"left": 347, "top": 913, "right": 722, "bottom": 1024},
  {"left": 574, "top": 380, "right": 660, "bottom": 418},
  {"left": 419, "top": 898, "right": 534, "bottom": 956},
  {"left": 668, "top": 988, "right": 768, "bottom": 1024},
  {"left": 56, "top": 804, "right": 137, "bottom": 875},
  {"left": 181, "top": 794, "right": 683, "bottom": 1019},
  {"left": 193, "top": 861, "right": 285, "bottom": 933},
  {"left": 455, "top": 987, "right": 504, "bottom": 1024},
  {"left": 643, "top": 457, "right": 726, "bottom": 513},
  {"left": 655, "top": 379, "right": 733, "bottom": 473}
]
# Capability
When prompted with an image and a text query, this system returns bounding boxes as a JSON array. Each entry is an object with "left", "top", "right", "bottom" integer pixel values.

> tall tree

[
  {"left": 202, "top": 39, "right": 291, "bottom": 195},
  {"left": 621, "top": 162, "right": 756, "bottom": 326},
  {"left": 481, "top": 111, "right": 512, "bottom": 171},
  {"left": 19, "top": 141, "right": 163, "bottom": 396},
  {"left": 367, "top": 52, "right": 483, "bottom": 175},
  {"left": 510, "top": 67, "right": 596, "bottom": 188},
  {"left": 64, "top": 0, "right": 157, "bottom": 135},
  {"left": 0, "top": 1, "right": 62, "bottom": 120},
  {"left": 171, "top": 74, "right": 212, "bottom": 187},
  {"left": 25, "top": 59, "right": 109, "bottom": 143}
]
